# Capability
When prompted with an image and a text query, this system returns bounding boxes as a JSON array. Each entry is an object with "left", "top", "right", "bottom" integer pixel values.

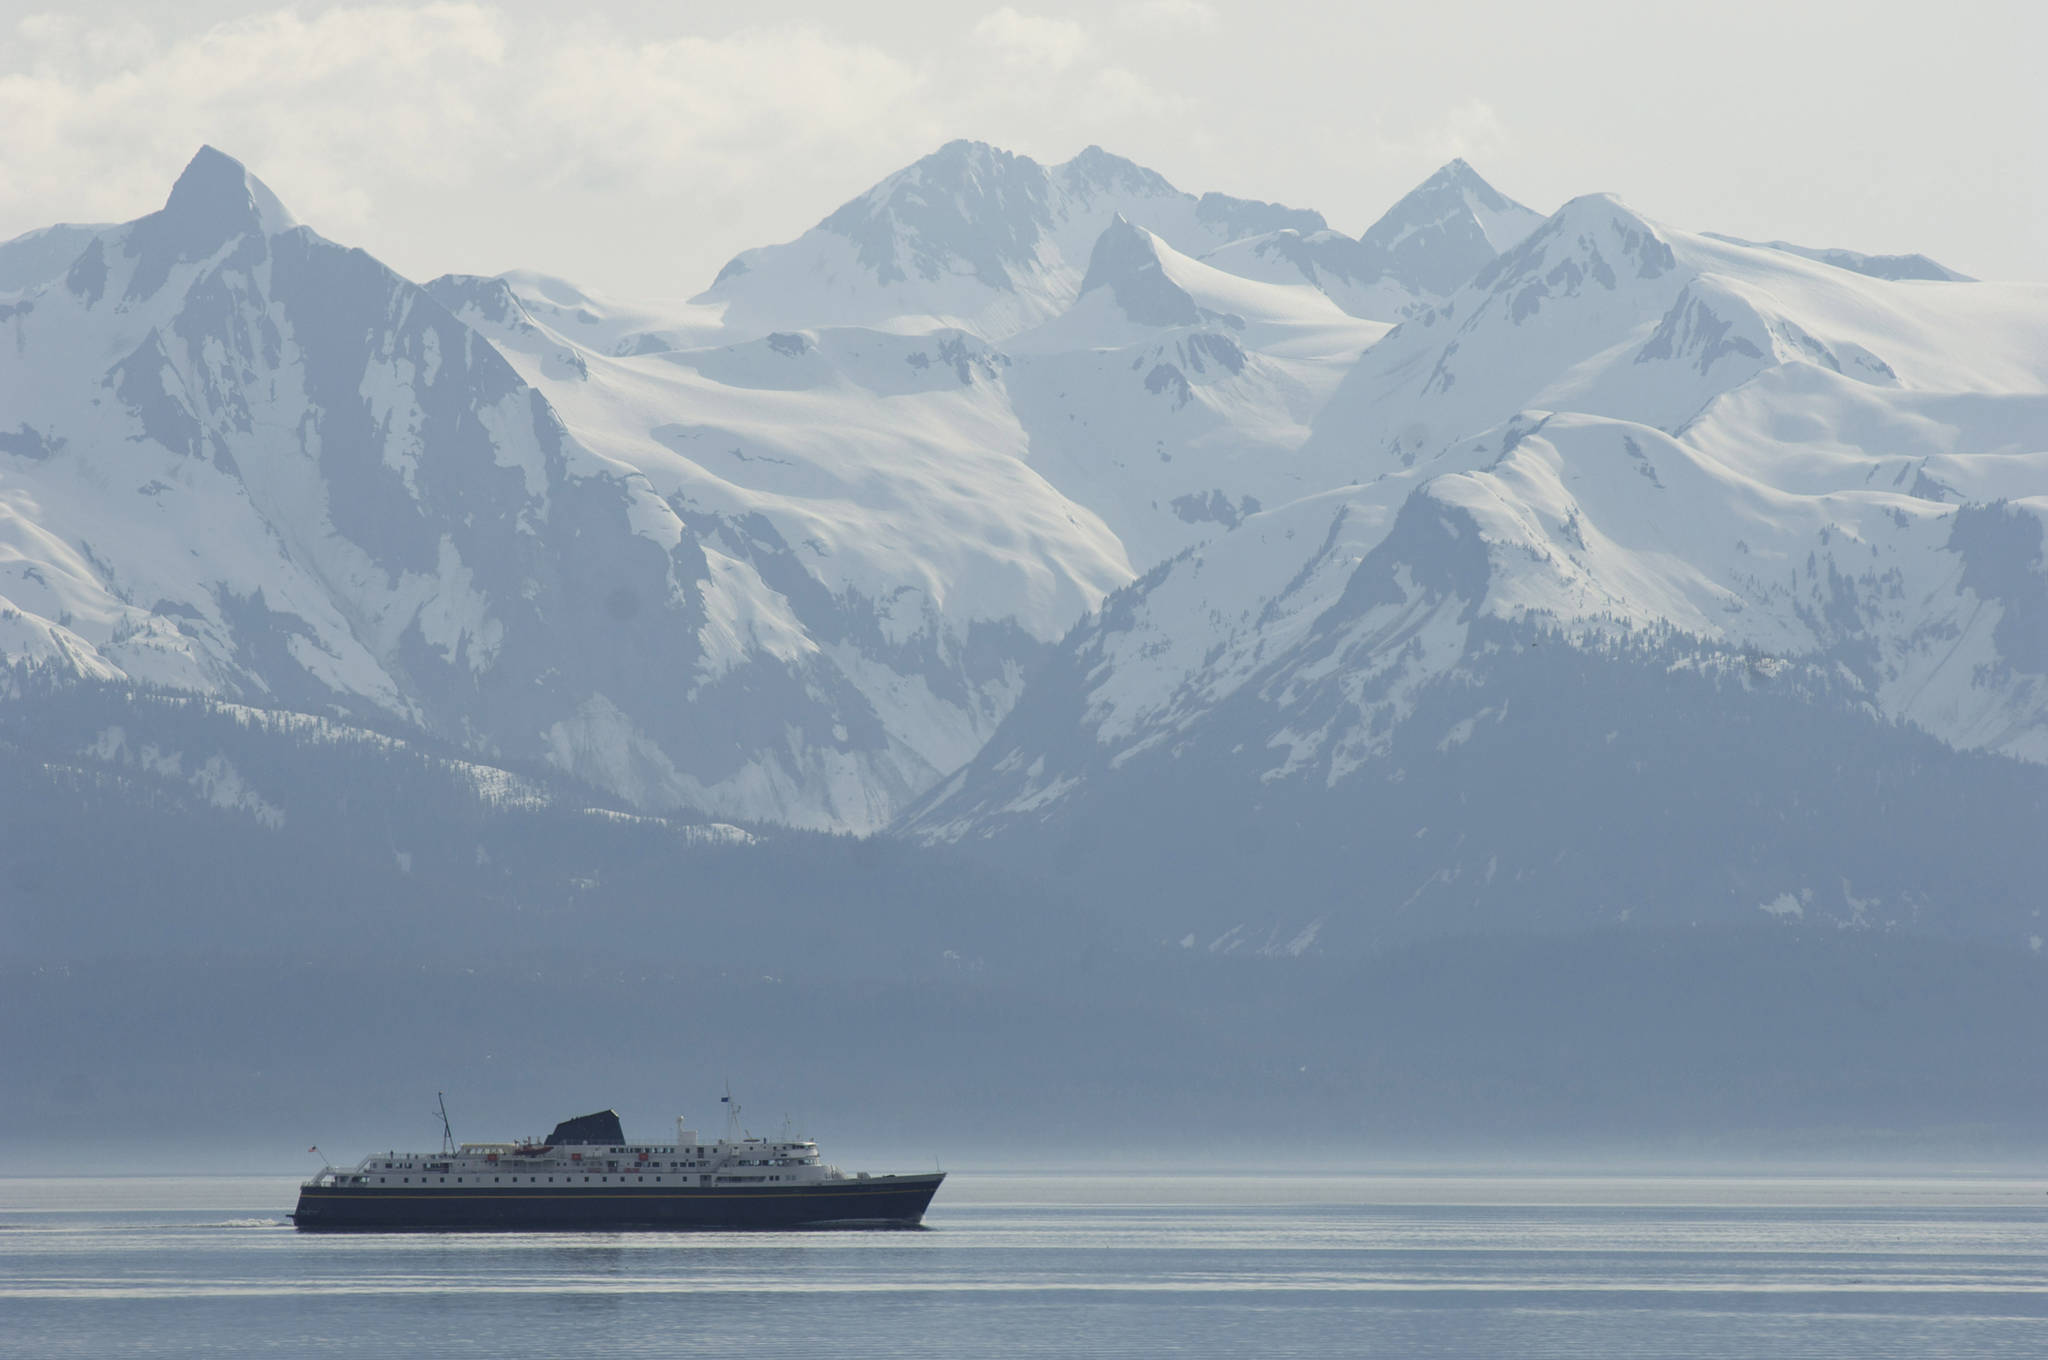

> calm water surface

[{"left": 4, "top": 1172, "right": 2046, "bottom": 1357}]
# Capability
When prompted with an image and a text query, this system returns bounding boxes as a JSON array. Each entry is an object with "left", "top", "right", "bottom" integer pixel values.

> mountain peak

[
  {"left": 1548, "top": 191, "right": 1664, "bottom": 242},
  {"left": 898, "top": 140, "right": 1038, "bottom": 191},
  {"left": 1470, "top": 193, "right": 1676, "bottom": 295},
  {"left": 1059, "top": 145, "right": 1178, "bottom": 200},
  {"left": 927, "top": 138, "right": 1014, "bottom": 169},
  {"left": 701, "top": 140, "right": 1328, "bottom": 335},
  {"left": 1365, "top": 161, "right": 1531, "bottom": 244},
  {"left": 1423, "top": 159, "right": 1520, "bottom": 213},
  {"left": 832, "top": 140, "right": 1048, "bottom": 225},
  {"left": 814, "top": 141, "right": 1053, "bottom": 290},
  {"left": 1077, "top": 215, "right": 1199, "bottom": 326},
  {"left": 113, "top": 146, "right": 300, "bottom": 299},
  {"left": 162, "top": 146, "right": 298, "bottom": 240},
  {"left": 1355, "top": 160, "right": 1545, "bottom": 296}
]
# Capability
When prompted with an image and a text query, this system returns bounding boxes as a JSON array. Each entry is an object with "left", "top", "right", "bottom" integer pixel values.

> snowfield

[{"left": 910, "top": 192, "right": 2048, "bottom": 844}]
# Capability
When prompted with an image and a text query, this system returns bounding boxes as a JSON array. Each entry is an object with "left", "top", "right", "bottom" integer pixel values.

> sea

[{"left": 4, "top": 1172, "right": 2046, "bottom": 1357}]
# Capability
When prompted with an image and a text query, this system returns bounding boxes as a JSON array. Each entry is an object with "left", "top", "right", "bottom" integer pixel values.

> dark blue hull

[{"left": 290, "top": 1173, "right": 944, "bottom": 1231}]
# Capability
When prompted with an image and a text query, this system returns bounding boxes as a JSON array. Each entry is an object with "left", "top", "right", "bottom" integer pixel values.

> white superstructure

[{"left": 305, "top": 1110, "right": 865, "bottom": 1194}]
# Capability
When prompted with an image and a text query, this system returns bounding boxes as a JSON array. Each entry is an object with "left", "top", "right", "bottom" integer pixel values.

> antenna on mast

[
  {"left": 436, "top": 1092, "right": 455, "bottom": 1156},
  {"left": 722, "top": 1078, "right": 742, "bottom": 1142}
]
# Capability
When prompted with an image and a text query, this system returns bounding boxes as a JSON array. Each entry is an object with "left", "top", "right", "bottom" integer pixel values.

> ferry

[{"left": 291, "top": 1097, "right": 943, "bottom": 1231}]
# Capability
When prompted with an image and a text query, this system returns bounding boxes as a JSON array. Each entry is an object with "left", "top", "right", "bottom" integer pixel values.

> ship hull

[{"left": 290, "top": 1173, "right": 944, "bottom": 1232}]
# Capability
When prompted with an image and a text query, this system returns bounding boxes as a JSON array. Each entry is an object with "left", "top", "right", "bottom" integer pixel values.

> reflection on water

[{"left": 2, "top": 1173, "right": 2046, "bottom": 1357}]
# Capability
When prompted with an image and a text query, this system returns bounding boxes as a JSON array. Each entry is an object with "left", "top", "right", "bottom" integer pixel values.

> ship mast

[{"left": 436, "top": 1092, "right": 456, "bottom": 1156}]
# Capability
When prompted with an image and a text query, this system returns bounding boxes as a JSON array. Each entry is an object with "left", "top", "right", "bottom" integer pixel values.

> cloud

[
  {"left": 1113, "top": 0, "right": 1222, "bottom": 34},
  {"left": 0, "top": 6, "right": 929, "bottom": 241},
  {"left": 1081, "top": 64, "right": 1190, "bottom": 121},
  {"left": 1420, "top": 100, "right": 1510, "bottom": 165},
  {"left": 1337, "top": 98, "right": 1515, "bottom": 195},
  {"left": 963, "top": 7, "right": 1182, "bottom": 128},
  {"left": 524, "top": 26, "right": 931, "bottom": 192},
  {"left": 970, "top": 7, "right": 1092, "bottom": 71},
  {"left": 0, "top": 5, "right": 1189, "bottom": 293}
]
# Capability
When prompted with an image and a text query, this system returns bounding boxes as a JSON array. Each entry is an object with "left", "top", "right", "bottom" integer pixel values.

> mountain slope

[
  {"left": 997, "top": 219, "right": 1387, "bottom": 565},
  {"left": 444, "top": 209, "right": 1387, "bottom": 668},
  {"left": 1704, "top": 233, "right": 1974, "bottom": 282},
  {"left": 904, "top": 193, "right": 2048, "bottom": 950}
]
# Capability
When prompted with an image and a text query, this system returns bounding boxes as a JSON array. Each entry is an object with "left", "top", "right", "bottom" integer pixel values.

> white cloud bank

[
  {"left": 0, "top": 4, "right": 1195, "bottom": 294},
  {"left": 1, "top": 8, "right": 921, "bottom": 259},
  {"left": 0, "top": 1, "right": 2039, "bottom": 293}
]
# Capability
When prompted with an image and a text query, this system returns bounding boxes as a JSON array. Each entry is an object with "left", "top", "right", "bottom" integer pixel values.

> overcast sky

[{"left": 2, "top": 0, "right": 2041, "bottom": 299}]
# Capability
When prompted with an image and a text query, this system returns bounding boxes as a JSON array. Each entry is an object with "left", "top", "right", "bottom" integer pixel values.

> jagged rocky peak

[
  {"left": 93, "top": 145, "right": 304, "bottom": 304},
  {"left": 866, "top": 138, "right": 1049, "bottom": 206},
  {"left": 1195, "top": 191, "right": 1327, "bottom": 240},
  {"left": 1057, "top": 144, "right": 1179, "bottom": 201},
  {"left": 153, "top": 145, "right": 298, "bottom": 247},
  {"left": 1078, "top": 214, "right": 1200, "bottom": 327},
  {"left": 814, "top": 139, "right": 1055, "bottom": 289},
  {"left": 1473, "top": 192, "right": 1677, "bottom": 299},
  {"left": 1358, "top": 158, "right": 1546, "bottom": 297},
  {"left": 696, "top": 139, "right": 1351, "bottom": 338},
  {"left": 1382, "top": 160, "right": 1532, "bottom": 241},
  {"left": 423, "top": 272, "right": 538, "bottom": 333}
]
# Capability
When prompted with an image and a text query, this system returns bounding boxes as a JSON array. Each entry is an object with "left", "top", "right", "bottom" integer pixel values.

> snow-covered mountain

[
  {"left": 413, "top": 153, "right": 1510, "bottom": 824},
  {"left": 433, "top": 153, "right": 1538, "bottom": 624},
  {"left": 701, "top": 145, "right": 1544, "bottom": 340},
  {"left": 423, "top": 273, "right": 1131, "bottom": 821},
  {"left": 694, "top": 140, "right": 1368, "bottom": 340},
  {"left": 422, "top": 218, "right": 1379, "bottom": 804},
  {"left": 7, "top": 140, "right": 2042, "bottom": 874},
  {"left": 1198, "top": 158, "right": 1546, "bottom": 319},
  {"left": 905, "top": 192, "right": 2048, "bottom": 951},
  {"left": 996, "top": 217, "right": 1387, "bottom": 565},
  {"left": 1, "top": 145, "right": 1443, "bottom": 831},
  {"left": 0, "top": 148, "right": 1086, "bottom": 830}
]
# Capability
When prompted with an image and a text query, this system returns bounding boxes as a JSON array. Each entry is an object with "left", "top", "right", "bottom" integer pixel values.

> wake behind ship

[{"left": 291, "top": 1105, "right": 943, "bottom": 1231}]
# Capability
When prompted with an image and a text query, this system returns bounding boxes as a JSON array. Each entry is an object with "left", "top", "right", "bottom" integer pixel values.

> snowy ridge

[
  {"left": 907, "top": 187, "right": 2048, "bottom": 886},
  {"left": 1194, "top": 157, "right": 1547, "bottom": 321},
  {"left": 0, "top": 223, "right": 114, "bottom": 294},
  {"left": 696, "top": 141, "right": 1382, "bottom": 341},
  {"left": 7, "top": 141, "right": 2042, "bottom": 860},
  {"left": 1703, "top": 233, "right": 1974, "bottom": 283}
]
